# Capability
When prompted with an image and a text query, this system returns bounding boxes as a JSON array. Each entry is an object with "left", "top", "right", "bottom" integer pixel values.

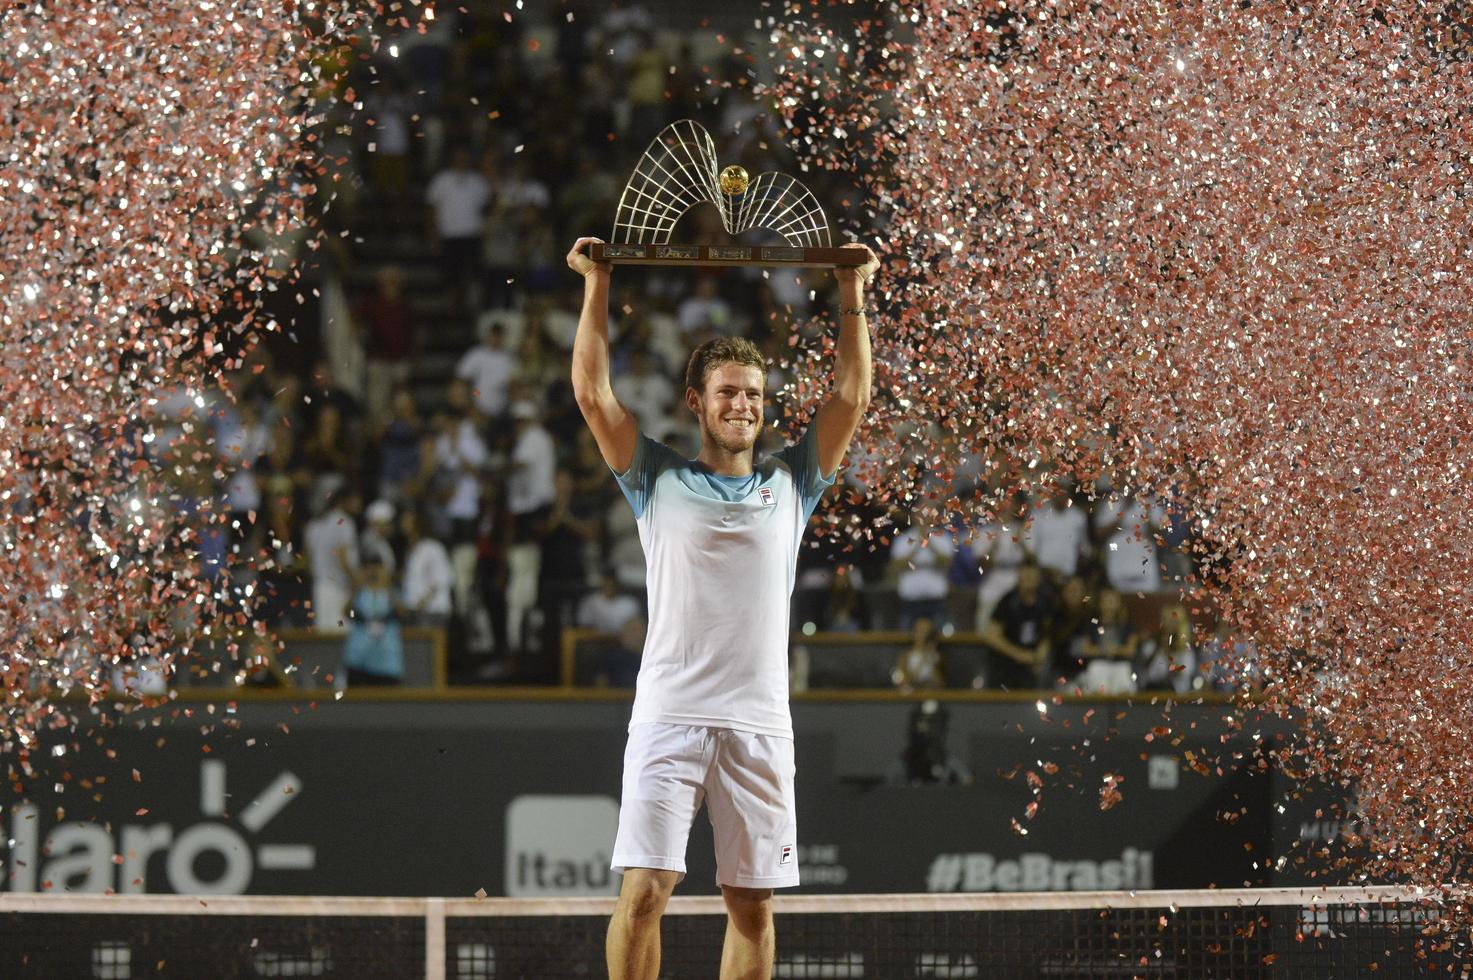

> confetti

[
  {"left": 768, "top": 1, "right": 1473, "bottom": 889},
  {"left": 0, "top": 2, "right": 394, "bottom": 756}
]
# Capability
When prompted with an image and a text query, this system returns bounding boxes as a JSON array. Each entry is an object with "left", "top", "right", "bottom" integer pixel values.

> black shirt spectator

[{"left": 986, "top": 563, "right": 1056, "bottom": 688}]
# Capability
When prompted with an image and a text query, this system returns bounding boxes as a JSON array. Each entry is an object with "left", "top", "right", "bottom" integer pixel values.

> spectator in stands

[
  {"left": 893, "top": 617, "right": 945, "bottom": 692},
  {"left": 474, "top": 472, "right": 513, "bottom": 679},
  {"left": 1097, "top": 497, "right": 1165, "bottom": 594},
  {"left": 647, "top": 397, "right": 699, "bottom": 457},
  {"left": 456, "top": 320, "right": 517, "bottom": 420},
  {"left": 1024, "top": 492, "right": 1091, "bottom": 581},
  {"left": 360, "top": 498, "right": 398, "bottom": 571},
  {"left": 894, "top": 699, "right": 971, "bottom": 785},
  {"left": 569, "top": 425, "right": 614, "bottom": 501},
  {"left": 255, "top": 489, "right": 310, "bottom": 628},
  {"left": 401, "top": 508, "right": 454, "bottom": 629},
  {"left": 374, "top": 386, "right": 424, "bottom": 505},
  {"left": 945, "top": 528, "right": 982, "bottom": 634},
  {"left": 536, "top": 469, "right": 601, "bottom": 682},
  {"left": 1155, "top": 495, "right": 1196, "bottom": 588},
  {"left": 263, "top": 371, "right": 305, "bottom": 435},
  {"left": 434, "top": 379, "right": 490, "bottom": 618},
  {"left": 513, "top": 313, "right": 559, "bottom": 398},
  {"left": 300, "top": 402, "right": 354, "bottom": 506},
  {"left": 304, "top": 487, "right": 361, "bottom": 631},
  {"left": 676, "top": 276, "right": 734, "bottom": 340},
  {"left": 342, "top": 556, "right": 406, "bottom": 686},
  {"left": 216, "top": 398, "right": 269, "bottom": 539},
  {"left": 625, "top": 40, "right": 669, "bottom": 147},
  {"left": 1047, "top": 576, "right": 1091, "bottom": 676},
  {"left": 578, "top": 568, "right": 643, "bottom": 635},
  {"left": 612, "top": 347, "right": 676, "bottom": 427},
  {"left": 306, "top": 357, "right": 362, "bottom": 433},
  {"left": 596, "top": 616, "right": 646, "bottom": 689},
  {"left": 1062, "top": 588, "right": 1140, "bottom": 695},
  {"left": 1139, "top": 601, "right": 1199, "bottom": 693},
  {"left": 363, "top": 75, "right": 413, "bottom": 197},
  {"left": 984, "top": 561, "right": 1055, "bottom": 688},
  {"left": 1198, "top": 618, "right": 1258, "bottom": 692},
  {"left": 353, "top": 265, "right": 416, "bottom": 427},
  {"left": 824, "top": 571, "right": 868, "bottom": 632},
  {"left": 514, "top": 204, "right": 564, "bottom": 294},
  {"left": 605, "top": 494, "right": 648, "bottom": 595},
  {"left": 506, "top": 400, "right": 557, "bottom": 657},
  {"left": 889, "top": 515, "right": 955, "bottom": 629},
  {"left": 426, "top": 147, "right": 492, "bottom": 312},
  {"left": 973, "top": 502, "right": 1028, "bottom": 629}
]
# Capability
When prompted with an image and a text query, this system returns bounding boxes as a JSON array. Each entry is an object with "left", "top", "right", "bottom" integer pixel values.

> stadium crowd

[{"left": 153, "top": 5, "right": 1246, "bottom": 695}]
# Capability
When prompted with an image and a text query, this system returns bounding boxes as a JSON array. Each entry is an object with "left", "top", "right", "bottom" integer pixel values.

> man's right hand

[{"left": 567, "top": 237, "right": 612, "bottom": 278}]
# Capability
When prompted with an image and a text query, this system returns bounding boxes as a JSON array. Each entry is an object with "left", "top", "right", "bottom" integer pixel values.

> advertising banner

[{"left": 3, "top": 710, "right": 1276, "bottom": 897}]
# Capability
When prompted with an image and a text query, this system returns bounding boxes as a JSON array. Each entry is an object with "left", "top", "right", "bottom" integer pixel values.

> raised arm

[
  {"left": 568, "top": 237, "right": 638, "bottom": 473},
  {"left": 812, "top": 243, "right": 881, "bottom": 476}
]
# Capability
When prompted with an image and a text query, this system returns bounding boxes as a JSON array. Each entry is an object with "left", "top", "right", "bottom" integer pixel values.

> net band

[
  {"left": 1, "top": 886, "right": 1455, "bottom": 979},
  {"left": 0, "top": 884, "right": 1436, "bottom": 916}
]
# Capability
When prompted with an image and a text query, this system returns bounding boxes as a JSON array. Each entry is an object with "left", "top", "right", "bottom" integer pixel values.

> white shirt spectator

[
  {"left": 403, "top": 537, "right": 455, "bottom": 616},
  {"left": 1093, "top": 497, "right": 1167, "bottom": 537},
  {"left": 508, "top": 421, "right": 557, "bottom": 515},
  {"left": 541, "top": 306, "right": 580, "bottom": 350},
  {"left": 1025, "top": 501, "right": 1090, "bottom": 578},
  {"left": 426, "top": 168, "right": 492, "bottom": 239},
  {"left": 1139, "top": 637, "right": 1197, "bottom": 693},
  {"left": 455, "top": 344, "right": 516, "bottom": 417},
  {"left": 218, "top": 403, "right": 273, "bottom": 512},
  {"left": 1104, "top": 526, "right": 1161, "bottom": 593},
  {"left": 305, "top": 505, "right": 359, "bottom": 593},
  {"left": 605, "top": 499, "right": 648, "bottom": 590},
  {"left": 890, "top": 526, "right": 955, "bottom": 602},
  {"left": 365, "top": 91, "right": 412, "bottom": 156},
  {"left": 612, "top": 369, "right": 676, "bottom": 427},
  {"left": 435, "top": 419, "right": 488, "bottom": 521},
  {"left": 677, "top": 289, "right": 733, "bottom": 336},
  {"left": 305, "top": 504, "right": 359, "bottom": 629},
  {"left": 495, "top": 173, "right": 551, "bottom": 211},
  {"left": 974, "top": 517, "right": 1028, "bottom": 616},
  {"left": 578, "top": 590, "right": 643, "bottom": 634}
]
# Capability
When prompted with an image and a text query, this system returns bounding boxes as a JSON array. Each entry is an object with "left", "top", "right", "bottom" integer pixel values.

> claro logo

[{"left": 3, "top": 760, "right": 314, "bottom": 894}]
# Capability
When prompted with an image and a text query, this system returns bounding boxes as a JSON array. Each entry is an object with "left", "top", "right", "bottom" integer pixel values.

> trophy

[{"left": 590, "top": 120, "right": 866, "bottom": 270}]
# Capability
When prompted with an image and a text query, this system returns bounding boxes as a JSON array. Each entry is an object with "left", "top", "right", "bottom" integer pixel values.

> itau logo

[
  {"left": 504, "top": 795, "right": 619, "bottom": 897},
  {"left": 4, "top": 759, "right": 315, "bottom": 894}
]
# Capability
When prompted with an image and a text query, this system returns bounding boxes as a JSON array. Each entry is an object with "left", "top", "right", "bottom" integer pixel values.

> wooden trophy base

[{"left": 591, "top": 243, "right": 866, "bottom": 269}]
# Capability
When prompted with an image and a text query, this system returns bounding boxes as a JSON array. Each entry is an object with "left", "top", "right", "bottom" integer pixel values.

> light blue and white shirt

[{"left": 614, "top": 426, "right": 836, "bottom": 738}]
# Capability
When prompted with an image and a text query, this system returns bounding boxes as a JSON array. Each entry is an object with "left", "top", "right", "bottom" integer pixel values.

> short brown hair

[{"left": 684, "top": 337, "right": 766, "bottom": 393}]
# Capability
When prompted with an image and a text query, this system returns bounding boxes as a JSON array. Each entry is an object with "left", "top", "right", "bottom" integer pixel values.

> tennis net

[{"left": 0, "top": 886, "right": 1457, "bottom": 979}]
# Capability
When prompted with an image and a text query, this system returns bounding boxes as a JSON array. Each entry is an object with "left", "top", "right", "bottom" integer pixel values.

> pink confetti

[{"left": 768, "top": 1, "right": 1473, "bottom": 887}]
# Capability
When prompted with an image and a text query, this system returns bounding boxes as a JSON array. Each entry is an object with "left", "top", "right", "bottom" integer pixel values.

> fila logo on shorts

[
  {"left": 758, "top": 487, "right": 775, "bottom": 506},
  {"left": 780, "top": 844, "right": 793, "bottom": 866}
]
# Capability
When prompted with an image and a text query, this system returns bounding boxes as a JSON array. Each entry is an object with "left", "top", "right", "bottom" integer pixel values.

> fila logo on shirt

[
  {"left": 780, "top": 844, "right": 794, "bottom": 865},
  {"left": 757, "top": 487, "right": 775, "bottom": 506}
]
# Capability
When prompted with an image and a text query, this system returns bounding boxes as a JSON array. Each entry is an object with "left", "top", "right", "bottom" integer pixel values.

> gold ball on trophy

[{"left": 719, "top": 164, "right": 750, "bottom": 196}]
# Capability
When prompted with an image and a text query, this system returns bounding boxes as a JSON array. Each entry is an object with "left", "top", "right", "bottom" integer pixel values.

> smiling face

[{"left": 687, "top": 361, "right": 764, "bottom": 456}]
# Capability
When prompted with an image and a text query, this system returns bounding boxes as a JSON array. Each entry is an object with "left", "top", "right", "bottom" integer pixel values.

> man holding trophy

[{"left": 566, "top": 213, "right": 876, "bottom": 977}]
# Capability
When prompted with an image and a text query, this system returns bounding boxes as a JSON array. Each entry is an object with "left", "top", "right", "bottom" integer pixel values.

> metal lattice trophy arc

[{"left": 590, "top": 120, "right": 866, "bottom": 270}]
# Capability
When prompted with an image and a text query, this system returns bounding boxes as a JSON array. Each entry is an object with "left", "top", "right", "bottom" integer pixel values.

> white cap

[{"left": 365, "top": 499, "right": 395, "bottom": 525}]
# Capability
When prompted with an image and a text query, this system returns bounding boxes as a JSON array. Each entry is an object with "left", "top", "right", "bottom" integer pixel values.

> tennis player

[{"left": 566, "top": 237, "right": 878, "bottom": 980}]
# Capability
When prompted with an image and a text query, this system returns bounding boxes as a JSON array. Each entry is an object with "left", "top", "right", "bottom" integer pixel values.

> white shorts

[{"left": 611, "top": 722, "right": 800, "bottom": 889}]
